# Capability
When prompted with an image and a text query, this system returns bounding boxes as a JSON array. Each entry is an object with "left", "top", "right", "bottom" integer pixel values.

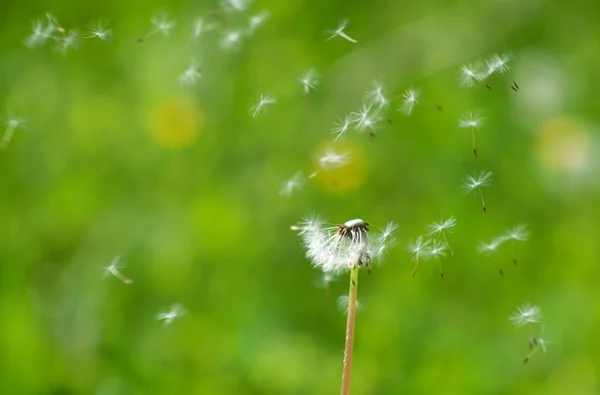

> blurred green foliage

[{"left": 1, "top": 0, "right": 599, "bottom": 394}]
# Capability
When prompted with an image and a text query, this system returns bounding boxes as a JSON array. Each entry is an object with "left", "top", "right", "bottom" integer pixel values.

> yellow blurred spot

[
  {"left": 547, "top": 357, "right": 597, "bottom": 395},
  {"left": 151, "top": 96, "right": 202, "bottom": 149},
  {"left": 313, "top": 141, "right": 367, "bottom": 193},
  {"left": 537, "top": 117, "right": 591, "bottom": 174}
]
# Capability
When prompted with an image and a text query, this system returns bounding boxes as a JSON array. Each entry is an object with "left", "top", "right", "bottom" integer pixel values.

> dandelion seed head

[
  {"left": 179, "top": 62, "right": 202, "bottom": 86},
  {"left": 326, "top": 19, "right": 357, "bottom": 43},
  {"left": 318, "top": 149, "right": 351, "bottom": 170},
  {"left": 509, "top": 303, "right": 543, "bottom": 327},
  {"left": 249, "top": 93, "right": 276, "bottom": 118},
  {"left": 399, "top": 88, "right": 419, "bottom": 115},
  {"left": 408, "top": 236, "right": 431, "bottom": 261},
  {"left": 503, "top": 224, "right": 530, "bottom": 242},
  {"left": 459, "top": 63, "right": 484, "bottom": 87},
  {"left": 279, "top": 171, "right": 304, "bottom": 196},
  {"left": 427, "top": 239, "right": 448, "bottom": 259},
  {"left": 365, "top": 80, "right": 388, "bottom": 109},
  {"left": 300, "top": 69, "right": 319, "bottom": 94},
  {"left": 351, "top": 104, "right": 381, "bottom": 133},
  {"left": 428, "top": 216, "right": 456, "bottom": 236},
  {"left": 458, "top": 111, "right": 484, "bottom": 129},
  {"left": 298, "top": 217, "right": 394, "bottom": 273},
  {"left": 248, "top": 10, "right": 270, "bottom": 33},
  {"left": 332, "top": 115, "right": 352, "bottom": 141},
  {"left": 193, "top": 19, "right": 204, "bottom": 38},
  {"left": 477, "top": 237, "right": 506, "bottom": 253},
  {"left": 487, "top": 53, "right": 511, "bottom": 75},
  {"left": 222, "top": 30, "right": 243, "bottom": 48},
  {"left": 84, "top": 20, "right": 111, "bottom": 40},
  {"left": 151, "top": 12, "right": 175, "bottom": 36},
  {"left": 157, "top": 303, "right": 185, "bottom": 325},
  {"left": 24, "top": 17, "right": 56, "bottom": 47},
  {"left": 463, "top": 171, "right": 492, "bottom": 193}
]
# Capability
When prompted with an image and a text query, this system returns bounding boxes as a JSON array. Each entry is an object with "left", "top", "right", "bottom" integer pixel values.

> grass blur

[{"left": 1, "top": 0, "right": 599, "bottom": 394}]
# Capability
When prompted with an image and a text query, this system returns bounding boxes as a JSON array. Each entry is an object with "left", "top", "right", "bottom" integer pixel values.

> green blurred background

[{"left": 1, "top": 0, "right": 599, "bottom": 393}]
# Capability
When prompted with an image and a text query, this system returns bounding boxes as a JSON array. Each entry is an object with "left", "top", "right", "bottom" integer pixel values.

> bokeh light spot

[{"left": 151, "top": 96, "right": 202, "bottom": 149}]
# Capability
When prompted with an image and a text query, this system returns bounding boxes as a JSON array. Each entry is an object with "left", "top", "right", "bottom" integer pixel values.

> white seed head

[
  {"left": 151, "top": 12, "right": 175, "bottom": 36},
  {"left": 428, "top": 216, "right": 456, "bottom": 236},
  {"left": 319, "top": 149, "right": 351, "bottom": 170},
  {"left": 458, "top": 111, "right": 484, "bottom": 129},
  {"left": 463, "top": 171, "right": 492, "bottom": 193},
  {"left": 222, "top": 30, "right": 243, "bottom": 49},
  {"left": 326, "top": 19, "right": 357, "bottom": 43},
  {"left": 248, "top": 10, "right": 270, "bottom": 34},
  {"left": 24, "top": 16, "right": 56, "bottom": 47},
  {"left": 399, "top": 88, "right": 419, "bottom": 115},
  {"left": 300, "top": 69, "right": 319, "bottom": 94},
  {"left": 249, "top": 93, "right": 276, "bottom": 118},
  {"left": 351, "top": 104, "right": 381, "bottom": 133},
  {"left": 332, "top": 115, "right": 352, "bottom": 141},
  {"left": 279, "top": 171, "right": 304, "bottom": 196},
  {"left": 179, "top": 62, "right": 202, "bottom": 86},
  {"left": 84, "top": 20, "right": 111, "bottom": 40},
  {"left": 54, "top": 31, "right": 79, "bottom": 55},
  {"left": 298, "top": 217, "right": 395, "bottom": 274},
  {"left": 477, "top": 237, "right": 506, "bottom": 254},
  {"left": 408, "top": 236, "right": 431, "bottom": 261},
  {"left": 459, "top": 63, "right": 485, "bottom": 87},
  {"left": 104, "top": 256, "right": 133, "bottom": 284},
  {"left": 426, "top": 239, "right": 448, "bottom": 259},
  {"left": 503, "top": 224, "right": 529, "bottom": 242},
  {"left": 486, "top": 53, "right": 511, "bottom": 76},
  {"left": 365, "top": 79, "right": 389, "bottom": 109},
  {"left": 156, "top": 303, "right": 185, "bottom": 325},
  {"left": 192, "top": 19, "right": 204, "bottom": 38},
  {"left": 313, "top": 272, "right": 336, "bottom": 289},
  {"left": 509, "top": 303, "right": 543, "bottom": 327}
]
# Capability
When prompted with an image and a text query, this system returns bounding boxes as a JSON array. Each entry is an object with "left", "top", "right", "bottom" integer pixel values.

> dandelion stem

[
  {"left": 478, "top": 187, "right": 486, "bottom": 213},
  {"left": 442, "top": 232, "right": 455, "bottom": 257},
  {"left": 412, "top": 258, "right": 420, "bottom": 277},
  {"left": 341, "top": 263, "right": 359, "bottom": 395}
]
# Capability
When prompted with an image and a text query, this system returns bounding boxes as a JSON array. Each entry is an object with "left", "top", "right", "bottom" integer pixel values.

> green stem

[{"left": 341, "top": 264, "right": 359, "bottom": 395}]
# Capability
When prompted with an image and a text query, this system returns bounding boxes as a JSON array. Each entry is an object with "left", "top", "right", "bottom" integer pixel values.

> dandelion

[
  {"left": 486, "top": 53, "right": 510, "bottom": 76},
  {"left": 248, "top": 10, "right": 270, "bottom": 34},
  {"left": 138, "top": 11, "right": 174, "bottom": 42},
  {"left": 1, "top": 114, "right": 26, "bottom": 150},
  {"left": 54, "top": 30, "right": 79, "bottom": 55},
  {"left": 399, "top": 88, "right": 419, "bottom": 115},
  {"left": 503, "top": 224, "right": 529, "bottom": 265},
  {"left": 279, "top": 171, "right": 304, "bottom": 196},
  {"left": 428, "top": 216, "right": 456, "bottom": 257},
  {"left": 458, "top": 110, "right": 484, "bottom": 156},
  {"left": 523, "top": 332, "right": 551, "bottom": 364},
  {"left": 103, "top": 256, "right": 133, "bottom": 284},
  {"left": 326, "top": 19, "right": 357, "bottom": 43},
  {"left": 351, "top": 104, "right": 380, "bottom": 138},
  {"left": 319, "top": 149, "right": 351, "bottom": 170},
  {"left": 510, "top": 303, "right": 543, "bottom": 327},
  {"left": 365, "top": 80, "right": 389, "bottom": 109},
  {"left": 459, "top": 63, "right": 483, "bottom": 88},
  {"left": 337, "top": 295, "right": 361, "bottom": 315},
  {"left": 426, "top": 239, "right": 448, "bottom": 279},
  {"left": 156, "top": 303, "right": 185, "bottom": 325},
  {"left": 408, "top": 235, "right": 431, "bottom": 278},
  {"left": 179, "top": 62, "right": 202, "bottom": 86},
  {"left": 222, "top": 30, "right": 243, "bottom": 49},
  {"left": 463, "top": 171, "right": 492, "bottom": 213},
  {"left": 332, "top": 115, "right": 352, "bottom": 141},
  {"left": 192, "top": 19, "right": 204, "bottom": 38},
  {"left": 83, "top": 20, "right": 111, "bottom": 40},
  {"left": 300, "top": 69, "right": 319, "bottom": 95},
  {"left": 249, "top": 93, "right": 276, "bottom": 118},
  {"left": 24, "top": 17, "right": 55, "bottom": 47},
  {"left": 296, "top": 217, "right": 395, "bottom": 395}
]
